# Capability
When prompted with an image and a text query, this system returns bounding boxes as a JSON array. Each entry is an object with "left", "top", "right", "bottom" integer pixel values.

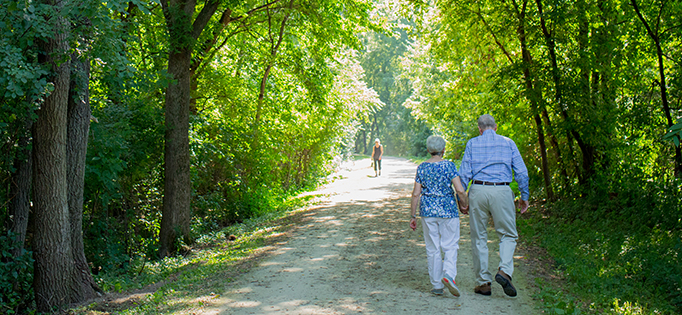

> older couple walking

[{"left": 409, "top": 114, "right": 530, "bottom": 297}]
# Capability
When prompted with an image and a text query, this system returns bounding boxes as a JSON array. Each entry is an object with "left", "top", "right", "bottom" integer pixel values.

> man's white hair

[{"left": 478, "top": 114, "right": 497, "bottom": 130}]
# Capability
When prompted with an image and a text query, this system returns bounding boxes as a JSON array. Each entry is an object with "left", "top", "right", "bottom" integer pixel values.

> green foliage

[
  {"left": 0, "top": 233, "right": 34, "bottom": 314},
  {"left": 519, "top": 172, "right": 682, "bottom": 314},
  {"left": 405, "top": 2, "right": 682, "bottom": 311},
  {"left": 533, "top": 280, "right": 582, "bottom": 315},
  {"left": 188, "top": 0, "right": 381, "bottom": 234},
  {"left": 352, "top": 3, "right": 433, "bottom": 158},
  {"left": 664, "top": 119, "right": 682, "bottom": 147}
]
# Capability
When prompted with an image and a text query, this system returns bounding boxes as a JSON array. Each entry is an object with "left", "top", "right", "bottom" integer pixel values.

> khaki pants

[{"left": 469, "top": 184, "right": 518, "bottom": 285}]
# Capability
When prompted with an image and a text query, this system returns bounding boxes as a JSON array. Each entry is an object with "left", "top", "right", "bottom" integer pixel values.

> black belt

[{"left": 473, "top": 180, "right": 510, "bottom": 186}]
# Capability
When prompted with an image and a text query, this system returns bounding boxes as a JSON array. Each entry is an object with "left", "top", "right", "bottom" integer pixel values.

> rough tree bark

[
  {"left": 159, "top": 0, "right": 221, "bottom": 258},
  {"left": 8, "top": 115, "right": 33, "bottom": 258},
  {"left": 33, "top": 0, "right": 72, "bottom": 310},
  {"left": 67, "top": 52, "right": 101, "bottom": 302}
]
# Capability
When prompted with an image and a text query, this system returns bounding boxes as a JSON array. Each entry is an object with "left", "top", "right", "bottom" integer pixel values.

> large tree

[
  {"left": 32, "top": 0, "right": 72, "bottom": 310},
  {"left": 67, "top": 49, "right": 101, "bottom": 302},
  {"left": 158, "top": 0, "right": 282, "bottom": 257}
]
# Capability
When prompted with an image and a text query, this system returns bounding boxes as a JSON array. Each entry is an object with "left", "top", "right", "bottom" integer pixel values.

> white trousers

[
  {"left": 421, "top": 217, "right": 460, "bottom": 289},
  {"left": 469, "top": 184, "right": 518, "bottom": 285}
]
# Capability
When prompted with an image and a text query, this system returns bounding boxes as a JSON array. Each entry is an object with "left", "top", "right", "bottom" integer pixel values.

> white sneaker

[{"left": 442, "top": 275, "right": 460, "bottom": 297}]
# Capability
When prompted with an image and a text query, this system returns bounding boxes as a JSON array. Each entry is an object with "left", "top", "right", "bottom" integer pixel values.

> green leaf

[{"left": 663, "top": 120, "right": 682, "bottom": 146}]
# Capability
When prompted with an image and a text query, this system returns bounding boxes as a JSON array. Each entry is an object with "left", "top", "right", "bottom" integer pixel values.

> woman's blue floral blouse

[{"left": 415, "top": 160, "right": 459, "bottom": 218}]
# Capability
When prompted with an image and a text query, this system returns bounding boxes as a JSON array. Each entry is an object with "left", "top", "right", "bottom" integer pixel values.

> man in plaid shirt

[{"left": 459, "top": 114, "right": 530, "bottom": 297}]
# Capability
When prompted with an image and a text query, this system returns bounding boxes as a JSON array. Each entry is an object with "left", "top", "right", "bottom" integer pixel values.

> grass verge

[
  {"left": 518, "top": 201, "right": 682, "bottom": 315},
  {"left": 68, "top": 195, "right": 321, "bottom": 315}
]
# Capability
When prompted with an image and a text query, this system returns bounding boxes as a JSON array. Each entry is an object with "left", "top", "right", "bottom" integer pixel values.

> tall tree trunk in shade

[
  {"left": 512, "top": 0, "right": 555, "bottom": 200},
  {"left": 535, "top": 0, "right": 572, "bottom": 185},
  {"left": 67, "top": 53, "right": 102, "bottom": 302},
  {"left": 8, "top": 115, "right": 33, "bottom": 257},
  {"left": 159, "top": 42, "right": 193, "bottom": 257},
  {"left": 158, "top": 0, "right": 194, "bottom": 258},
  {"left": 158, "top": 0, "right": 228, "bottom": 257},
  {"left": 33, "top": 0, "right": 72, "bottom": 310}
]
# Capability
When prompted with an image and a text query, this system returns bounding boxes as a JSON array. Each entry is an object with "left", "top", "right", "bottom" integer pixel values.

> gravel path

[{"left": 206, "top": 156, "right": 537, "bottom": 314}]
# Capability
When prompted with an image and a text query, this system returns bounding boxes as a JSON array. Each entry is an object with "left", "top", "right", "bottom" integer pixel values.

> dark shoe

[
  {"left": 430, "top": 288, "right": 444, "bottom": 296},
  {"left": 474, "top": 282, "right": 491, "bottom": 296},
  {"left": 495, "top": 270, "right": 517, "bottom": 297}
]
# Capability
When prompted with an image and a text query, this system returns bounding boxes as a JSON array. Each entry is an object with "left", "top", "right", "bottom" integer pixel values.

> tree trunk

[
  {"left": 253, "top": 3, "right": 292, "bottom": 148},
  {"left": 67, "top": 53, "right": 101, "bottom": 302},
  {"left": 574, "top": 0, "right": 597, "bottom": 181},
  {"left": 33, "top": 0, "right": 72, "bottom": 310},
  {"left": 513, "top": 0, "right": 554, "bottom": 200},
  {"left": 8, "top": 116, "right": 33, "bottom": 257},
  {"left": 159, "top": 0, "right": 201, "bottom": 257},
  {"left": 159, "top": 43, "right": 192, "bottom": 258},
  {"left": 362, "top": 129, "right": 367, "bottom": 154},
  {"left": 631, "top": 0, "right": 682, "bottom": 177},
  {"left": 535, "top": 0, "right": 571, "bottom": 184}
]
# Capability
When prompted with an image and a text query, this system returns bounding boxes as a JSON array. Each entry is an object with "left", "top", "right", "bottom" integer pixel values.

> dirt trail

[{"left": 206, "top": 157, "right": 537, "bottom": 314}]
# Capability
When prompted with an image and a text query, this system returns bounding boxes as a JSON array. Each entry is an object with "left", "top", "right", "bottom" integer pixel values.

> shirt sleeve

[
  {"left": 450, "top": 162, "right": 459, "bottom": 180},
  {"left": 510, "top": 140, "right": 530, "bottom": 200},
  {"left": 415, "top": 164, "right": 423, "bottom": 185},
  {"left": 459, "top": 142, "right": 473, "bottom": 191}
]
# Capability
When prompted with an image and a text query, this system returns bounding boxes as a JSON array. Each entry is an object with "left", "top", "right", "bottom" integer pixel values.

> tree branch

[
  {"left": 192, "top": 0, "right": 220, "bottom": 40},
  {"left": 472, "top": 7, "right": 514, "bottom": 64}
]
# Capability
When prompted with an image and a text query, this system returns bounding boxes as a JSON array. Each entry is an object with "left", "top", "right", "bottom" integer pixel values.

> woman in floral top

[{"left": 409, "top": 135, "right": 469, "bottom": 297}]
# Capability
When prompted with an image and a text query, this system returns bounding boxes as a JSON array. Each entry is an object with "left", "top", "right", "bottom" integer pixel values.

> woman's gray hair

[
  {"left": 478, "top": 114, "right": 497, "bottom": 130},
  {"left": 426, "top": 135, "right": 446, "bottom": 154}
]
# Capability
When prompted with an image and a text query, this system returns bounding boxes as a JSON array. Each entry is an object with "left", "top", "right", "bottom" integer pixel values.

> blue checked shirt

[{"left": 459, "top": 129, "right": 530, "bottom": 200}]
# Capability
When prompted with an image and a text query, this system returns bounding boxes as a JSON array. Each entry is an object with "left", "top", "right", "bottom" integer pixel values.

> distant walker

[{"left": 371, "top": 138, "right": 383, "bottom": 177}]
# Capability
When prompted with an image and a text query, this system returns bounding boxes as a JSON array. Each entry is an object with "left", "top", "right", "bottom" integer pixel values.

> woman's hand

[{"left": 409, "top": 218, "right": 417, "bottom": 231}]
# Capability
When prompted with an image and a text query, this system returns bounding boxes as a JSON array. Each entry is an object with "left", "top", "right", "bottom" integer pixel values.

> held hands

[{"left": 459, "top": 204, "right": 469, "bottom": 215}]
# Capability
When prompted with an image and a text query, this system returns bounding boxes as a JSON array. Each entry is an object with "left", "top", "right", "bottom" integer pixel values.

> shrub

[{"left": 0, "top": 233, "right": 34, "bottom": 314}]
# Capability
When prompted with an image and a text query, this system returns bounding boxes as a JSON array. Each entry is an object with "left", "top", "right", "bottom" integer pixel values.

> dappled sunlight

[
  {"left": 271, "top": 247, "right": 295, "bottom": 255},
  {"left": 226, "top": 299, "right": 261, "bottom": 308},
  {"left": 217, "top": 157, "right": 531, "bottom": 315},
  {"left": 230, "top": 287, "right": 253, "bottom": 294}
]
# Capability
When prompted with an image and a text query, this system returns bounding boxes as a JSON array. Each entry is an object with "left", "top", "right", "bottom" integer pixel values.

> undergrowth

[{"left": 519, "top": 173, "right": 682, "bottom": 315}]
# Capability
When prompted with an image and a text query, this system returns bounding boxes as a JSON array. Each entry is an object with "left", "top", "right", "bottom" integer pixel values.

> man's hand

[
  {"left": 459, "top": 204, "right": 469, "bottom": 215},
  {"left": 518, "top": 199, "right": 529, "bottom": 214},
  {"left": 409, "top": 218, "right": 417, "bottom": 231}
]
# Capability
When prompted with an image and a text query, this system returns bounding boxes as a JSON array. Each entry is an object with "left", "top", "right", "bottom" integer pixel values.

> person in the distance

[{"left": 371, "top": 138, "right": 383, "bottom": 177}]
